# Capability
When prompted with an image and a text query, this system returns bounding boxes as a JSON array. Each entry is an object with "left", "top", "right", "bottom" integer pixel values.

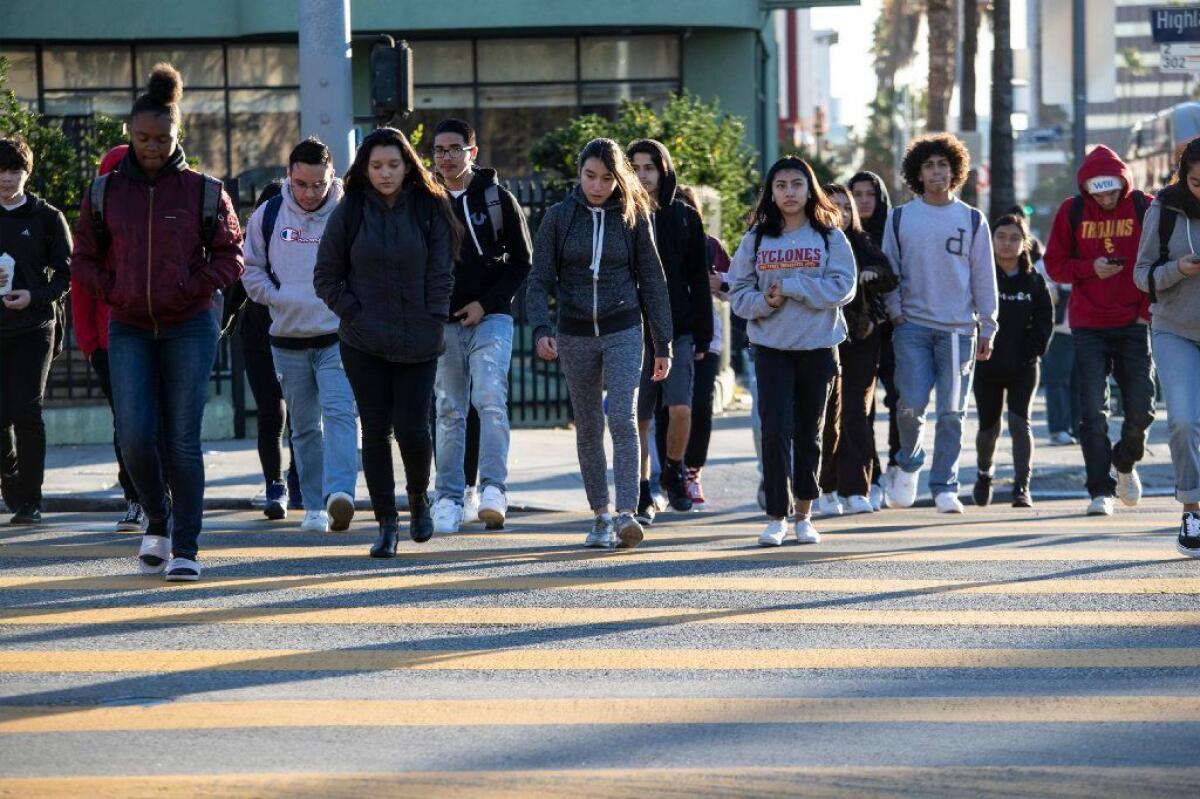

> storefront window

[
  {"left": 581, "top": 36, "right": 679, "bottom": 81},
  {"left": 137, "top": 46, "right": 224, "bottom": 88},
  {"left": 409, "top": 40, "right": 473, "bottom": 85},
  {"left": 479, "top": 83, "right": 576, "bottom": 176},
  {"left": 581, "top": 81, "right": 677, "bottom": 119},
  {"left": 477, "top": 38, "right": 575, "bottom": 83},
  {"left": 402, "top": 86, "right": 474, "bottom": 156},
  {"left": 227, "top": 45, "right": 298, "bottom": 87},
  {"left": 42, "top": 91, "right": 133, "bottom": 116},
  {"left": 229, "top": 88, "right": 300, "bottom": 177},
  {"left": 179, "top": 89, "right": 228, "bottom": 177},
  {"left": 42, "top": 46, "right": 132, "bottom": 89},
  {"left": 0, "top": 48, "right": 39, "bottom": 107}
]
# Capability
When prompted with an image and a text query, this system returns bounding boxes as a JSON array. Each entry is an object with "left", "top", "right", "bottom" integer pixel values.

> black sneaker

[
  {"left": 972, "top": 473, "right": 993, "bottom": 507},
  {"left": 264, "top": 480, "right": 288, "bottom": 520},
  {"left": 9, "top": 505, "right": 41, "bottom": 525},
  {"left": 635, "top": 480, "right": 656, "bottom": 525},
  {"left": 660, "top": 462, "right": 693, "bottom": 512},
  {"left": 1177, "top": 512, "right": 1200, "bottom": 559},
  {"left": 1011, "top": 485, "right": 1033, "bottom": 508},
  {"left": 116, "top": 501, "right": 147, "bottom": 532}
]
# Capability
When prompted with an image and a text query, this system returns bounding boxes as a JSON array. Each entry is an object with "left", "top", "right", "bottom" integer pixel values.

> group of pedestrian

[{"left": 3, "top": 60, "right": 1200, "bottom": 574}]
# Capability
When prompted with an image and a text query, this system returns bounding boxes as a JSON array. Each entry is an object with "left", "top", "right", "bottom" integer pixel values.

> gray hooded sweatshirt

[
  {"left": 243, "top": 178, "right": 345, "bottom": 341},
  {"left": 1134, "top": 198, "right": 1200, "bottom": 342},
  {"left": 526, "top": 185, "right": 673, "bottom": 357},
  {"left": 727, "top": 222, "right": 857, "bottom": 351}
]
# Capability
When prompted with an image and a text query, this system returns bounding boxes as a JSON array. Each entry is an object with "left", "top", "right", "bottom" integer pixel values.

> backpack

[
  {"left": 1066, "top": 191, "right": 1150, "bottom": 258},
  {"left": 890, "top": 204, "right": 982, "bottom": 263},
  {"left": 1145, "top": 205, "right": 1179, "bottom": 305},
  {"left": 260, "top": 193, "right": 284, "bottom": 289}
]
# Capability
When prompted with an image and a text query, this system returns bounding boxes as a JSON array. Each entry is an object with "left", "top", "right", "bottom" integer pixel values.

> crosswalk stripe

[
  {"left": 4, "top": 696, "right": 1200, "bottom": 733},
  {"left": 0, "top": 543, "right": 1179, "bottom": 562},
  {"left": 2, "top": 607, "right": 1197, "bottom": 627},
  {"left": 1, "top": 767, "right": 1198, "bottom": 798},
  {"left": 1, "top": 648, "right": 1197, "bottom": 672},
  {"left": 1, "top": 574, "right": 1196, "bottom": 594}
]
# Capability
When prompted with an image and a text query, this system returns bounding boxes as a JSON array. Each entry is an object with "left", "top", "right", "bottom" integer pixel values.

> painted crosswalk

[{"left": 1, "top": 503, "right": 1198, "bottom": 795}]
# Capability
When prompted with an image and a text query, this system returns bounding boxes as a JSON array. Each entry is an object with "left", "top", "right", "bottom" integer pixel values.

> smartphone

[{"left": 1108, "top": 256, "right": 1126, "bottom": 267}]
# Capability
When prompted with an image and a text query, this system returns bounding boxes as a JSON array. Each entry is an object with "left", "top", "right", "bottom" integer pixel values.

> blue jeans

[
  {"left": 434, "top": 314, "right": 513, "bottom": 503},
  {"left": 271, "top": 342, "right": 359, "bottom": 511},
  {"left": 892, "top": 321, "right": 977, "bottom": 497},
  {"left": 1151, "top": 329, "right": 1200, "bottom": 504},
  {"left": 1042, "top": 333, "right": 1079, "bottom": 436},
  {"left": 108, "top": 310, "right": 218, "bottom": 560}
]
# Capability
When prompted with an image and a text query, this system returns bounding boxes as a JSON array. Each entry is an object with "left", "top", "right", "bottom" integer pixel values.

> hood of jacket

[
  {"left": 0, "top": 191, "right": 50, "bottom": 220},
  {"left": 568, "top": 183, "right": 628, "bottom": 213},
  {"left": 282, "top": 175, "right": 345, "bottom": 220},
  {"left": 849, "top": 170, "right": 892, "bottom": 243},
  {"left": 99, "top": 145, "right": 128, "bottom": 176},
  {"left": 1077, "top": 145, "right": 1133, "bottom": 204},
  {"left": 464, "top": 167, "right": 500, "bottom": 197},
  {"left": 628, "top": 139, "right": 677, "bottom": 209},
  {"left": 118, "top": 144, "right": 188, "bottom": 185}
]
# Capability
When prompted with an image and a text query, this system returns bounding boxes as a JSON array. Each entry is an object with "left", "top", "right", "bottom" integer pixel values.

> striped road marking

[{"left": 1, "top": 648, "right": 1198, "bottom": 672}]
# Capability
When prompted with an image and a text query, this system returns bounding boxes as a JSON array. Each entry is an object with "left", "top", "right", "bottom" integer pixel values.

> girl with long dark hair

[
  {"left": 314, "top": 127, "right": 461, "bottom": 558},
  {"left": 527, "top": 138, "right": 673, "bottom": 549},
  {"left": 728, "top": 157, "right": 856, "bottom": 546}
]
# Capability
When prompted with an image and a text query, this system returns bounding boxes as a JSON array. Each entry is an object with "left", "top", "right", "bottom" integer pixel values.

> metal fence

[{"left": 44, "top": 173, "right": 574, "bottom": 431}]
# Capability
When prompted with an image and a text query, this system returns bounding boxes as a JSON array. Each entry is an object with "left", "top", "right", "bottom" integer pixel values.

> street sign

[
  {"left": 1150, "top": 6, "right": 1200, "bottom": 44},
  {"left": 1160, "top": 42, "right": 1200, "bottom": 74}
]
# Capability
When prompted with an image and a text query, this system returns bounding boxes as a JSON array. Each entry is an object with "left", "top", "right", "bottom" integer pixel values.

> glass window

[
  {"left": 228, "top": 45, "right": 298, "bottom": 87},
  {"left": 477, "top": 38, "right": 575, "bottom": 83},
  {"left": 0, "top": 48, "right": 39, "bottom": 105},
  {"left": 229, "top": 88, "right": 300, "bottom": 176},
  {"left": 581, "top": 36, "right": 679, "bottom": 81},
  {"left": 479, "top": 83, "right": 576, "bottom": 177},
  {"left": 42, "top": 46, "right": 132, "bottom": 89},
  {"left": 581, "top": 81, "right": 677, "bottom": 119},
  {"left": 42, "top": 91, "right": 134, "bottom": 117},
  {"left": 409, "top": 40, "right": 472, "bottom": 85},
  {"left": 137, "top": 46, "right": 224, "bottom": 88},
  {"left": 178, "top": 90, "right": 227, "bottom": 177}
]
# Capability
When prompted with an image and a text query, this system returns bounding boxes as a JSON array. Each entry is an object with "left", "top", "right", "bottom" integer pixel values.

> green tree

[
  {"left": 0, "top": 56, "right": 125, "bottom": 218},
  {"left": 529, "top": 92, "right": 759, "bottom": 250}
]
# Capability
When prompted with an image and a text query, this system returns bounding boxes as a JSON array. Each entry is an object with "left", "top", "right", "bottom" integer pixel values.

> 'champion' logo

[{"left": 280, "top": 227, "right": 321, "bottom": 244}]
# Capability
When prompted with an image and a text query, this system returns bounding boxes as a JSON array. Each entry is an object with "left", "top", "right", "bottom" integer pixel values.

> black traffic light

[{"left": 370, "top": 39, "right": 412, "bottom": 121}]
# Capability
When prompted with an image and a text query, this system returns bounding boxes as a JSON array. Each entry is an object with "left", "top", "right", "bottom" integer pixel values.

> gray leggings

[{"left": 558, "top": 326, "right": 644, "bottom": 512}]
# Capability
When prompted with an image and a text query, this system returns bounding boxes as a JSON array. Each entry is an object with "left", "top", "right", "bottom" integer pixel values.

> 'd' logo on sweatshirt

[{"left": 756, "top": 247, "right": 822, "bottom": 271}]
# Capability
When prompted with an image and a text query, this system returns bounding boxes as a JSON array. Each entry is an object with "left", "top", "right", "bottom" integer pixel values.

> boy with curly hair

[{"left": 882, "top": 133, "right": 998, "bottom": 513}]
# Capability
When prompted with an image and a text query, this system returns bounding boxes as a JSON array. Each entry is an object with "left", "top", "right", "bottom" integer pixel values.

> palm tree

[
  {"left": 990, "top": 0, "right": 1016, "bottom": 216},
  {"left": 926, "top": 0, "right": 957, "bottom": 132}
]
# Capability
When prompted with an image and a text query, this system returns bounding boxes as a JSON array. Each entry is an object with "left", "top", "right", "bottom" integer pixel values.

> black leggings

[
  {"left": 341, "top": 342, "right": 437, "bottom": 521},
  {"left": 974, "top": 363, "right": 1039, "bottom": 488},
  {"left": 242, "top": 342, "right": 290, "bottom": 485},
  {"left": 684, "top": 350, "right": 722, "bottom": 470}
]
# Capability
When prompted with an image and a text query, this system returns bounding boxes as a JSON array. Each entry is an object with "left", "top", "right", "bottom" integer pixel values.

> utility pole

[
  {"left": 299, "top": 0, "right": 355, "bottom": 173},
  {"left": 1071, "top": 0, "right": 1087, "bottom": 171},
  {"left": 961, "top": 0, "right": 980, "bottom": 206}
]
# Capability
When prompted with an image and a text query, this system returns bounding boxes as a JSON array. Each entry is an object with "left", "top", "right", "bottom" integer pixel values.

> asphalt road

[{"left": 1, "top": 501, "right": 1198, "bottom": 797}]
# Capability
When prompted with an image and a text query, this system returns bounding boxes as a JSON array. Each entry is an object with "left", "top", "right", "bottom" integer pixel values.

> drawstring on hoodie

[
  {"left": 589, "top": 206, "right": 605, "bottom": 335},
  {"left": 463, "top": 194, "right": 484, "bottom": 257}
]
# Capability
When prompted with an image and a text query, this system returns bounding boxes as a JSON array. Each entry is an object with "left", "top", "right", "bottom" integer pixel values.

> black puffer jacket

[
  {"left": 314, "top": 188, "right": 455, "bottom": 363},
  {"left": 0, "top": 193, "right": 71, "bottom": 337},
  {"left": 842, "top": 227, "right": 898, "bottom": 342}
]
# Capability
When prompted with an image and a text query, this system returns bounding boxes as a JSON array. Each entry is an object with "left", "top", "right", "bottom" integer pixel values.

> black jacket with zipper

[
  {"left": 977, "top": 265, "right": 1054, "bottom": 378},
  {"left": 446, "top": 167, "right": 532, "bottom": 319},
  {"left": 0, "top": 193, "right": 71, "bottom": 337},
  {"left": 313, "top": 186, "right": 455, "bottom": 364}
]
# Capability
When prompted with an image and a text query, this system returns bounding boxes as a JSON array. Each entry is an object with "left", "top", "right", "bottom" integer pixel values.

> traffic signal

[{"left": 370, "top": 40, "right": 413, "bottom": 121}]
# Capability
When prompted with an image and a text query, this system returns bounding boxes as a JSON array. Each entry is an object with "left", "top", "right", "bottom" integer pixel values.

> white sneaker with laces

[
  {"left": 584, "top": 514, "right": 615, "bottom": 548},
  {"left": 300, "top": 510, "right": 329, "bottom": 533},
  {"left": 477, "top": 485, "right": 507, "bottom": 529},
  {"left": 816, "top": 492, "right": 844, "bottom": 516},
  {"left": 869, "top": 483, "right": 884, "bottom": 512},
  {"left": 1115, "top": 468, "right": 1142, "bottom": 508},
  {"left": 792, "top": 518, "right": 821, "bottom": 544},
  {"left": 934, "top": 492, "right": 964, "bottom": 514},
  {"left": 886, "top": 468, "right": 919, "bottom": 508},
  {"left": 758, "top": 518, "right": 788, "bottom": 547},
  {"left": 1087, "top": 495, "right": 1115, "bottom": 516},
  {"left": 138, "top": 535, "right": 171, "bottom": 574},
  {"left": 431, "top": 497, "right": 464, "bottom": 534},
  {"left": 845, "top": 495, "right": 875, "bottom": 514},
  {"left": 462, "top": 486, "right": 480, "bottom": 524}
]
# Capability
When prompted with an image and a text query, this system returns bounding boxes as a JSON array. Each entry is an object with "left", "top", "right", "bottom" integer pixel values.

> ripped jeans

[
  {"left": 892, "top": 321, "right": 977, "bottom": 497},
  {"left": 434, "top": 314, "right": 514, "bottom": 504}
]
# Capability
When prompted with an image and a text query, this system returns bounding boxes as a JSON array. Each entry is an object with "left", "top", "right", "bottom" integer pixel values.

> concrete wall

[{"left": 45, "top": 396, "right": 235, "bottom": 446}]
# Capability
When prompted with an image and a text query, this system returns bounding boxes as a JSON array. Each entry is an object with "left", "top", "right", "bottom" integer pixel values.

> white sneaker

[
  {"left": 462, "top": 486, "right": 480, "bottom": 524},
  {"left": 137, "top": 534, "right": 171, "bottom": 574},
  {"left": 326, "top": 492, "right": 355, "bottom": 532},
  {"left": 164, "top": 557, "right": 201, "bottom": 582},
  {"left": 886, "top": 469, "right": 919, "bottom": 508},
  {"left": 816, "top": 492, "right": 844, "bottom": 516},
  {"left": 1087, "top": 496, "right": 1115, "bottom": 516},
  {"left": 845, "top": 495, "right": 875, "bottom": 514},
  {"left": 584, "top": 514, "right": 615, "bottom": 548},
  {"left": 758, "top": 518, "right": 788, "bottom": 547},
  {"left": 869, "top": 483, "right": 884, "bottom": 512},
  {"left": 1050, "top": 431, "right": 1076, "bottom": 446},
  {"left": 431, "top": 497, "right": 463, "bottom": 534},
  {"left": 934, "top": 492, "right": 964, "bottom": 514},
  {"left": 300, "top": 510, "right": 329, "bottom": 533},
  {"left": 477, "top": 486, "right": 507, "bottom": 529},
  {"left": 792, "top": 518, "right": 821, "bottom": 544},
  {"left": 1115, "top": 468, "right": 1142, "bottom": 508}
]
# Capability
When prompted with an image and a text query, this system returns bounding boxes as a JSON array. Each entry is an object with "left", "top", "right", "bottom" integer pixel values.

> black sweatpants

[
  {"left": 835, "top": 332, "right": 883, "bottom": 497},
  {"left": 0, "top": 325, "right": 54, "bottom": 509},
  {"left": 242, "top": 343, "right": 287, "bottom": 485},
  {"left": 974, "top": 362, "right": 1039, "bottom": 489},
  {"left": 685, "top": 350, "right": 722, "bottom": 469},
  {"left": 341, "top": 342, "right": 437, "bottom": 522},
  {"left": 755, "top": 345, "right": 838, "bottom": 518}
]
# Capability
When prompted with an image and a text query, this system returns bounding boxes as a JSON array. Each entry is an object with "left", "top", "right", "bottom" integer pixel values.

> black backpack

[{"left": 1145, "top": 205, "right": 1179, "bottom": 305}]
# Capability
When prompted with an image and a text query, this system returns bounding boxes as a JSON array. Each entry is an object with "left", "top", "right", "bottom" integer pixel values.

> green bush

[
  {"left": 529, "top": 92, "right": 759, "bottom": 252},
  {"left": 0, "top": 56, "right": 125, "bottom": 219}
]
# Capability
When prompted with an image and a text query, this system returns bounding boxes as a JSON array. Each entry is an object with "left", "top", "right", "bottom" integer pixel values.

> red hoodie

[
  {"left": 70, "top": 145, "right": 126, "bottom": 357},
  {"left": 1043, "top": 145, "right": 1151, "bottom": 329}
]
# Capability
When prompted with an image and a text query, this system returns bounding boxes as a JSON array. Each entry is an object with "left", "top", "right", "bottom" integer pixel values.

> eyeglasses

[
  {"left": 292, "top": 179, "right": 330, "bottom": 194},
  {"left": 433, "top": 145, "right": 471, "bottom": 159}
]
